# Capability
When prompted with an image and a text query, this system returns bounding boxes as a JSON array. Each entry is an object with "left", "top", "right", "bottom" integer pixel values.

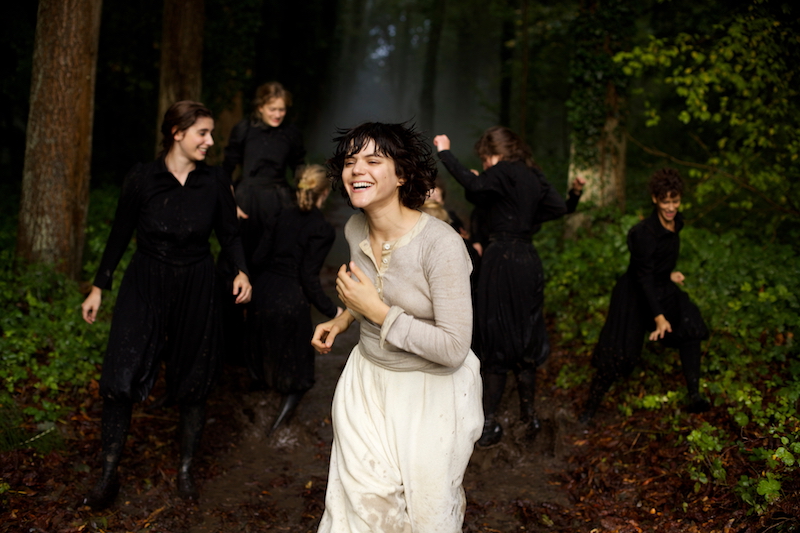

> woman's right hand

[
  {"left": 236, "top": 206, "right": 249, "bottom": 219},
  {"left": 649, "top": 314, "right": 672, "bottom": 341},
  {"left": 312, "top": 310, "right": 354, "bottom": 354},
  {"left": 81, "top": 286, "right": 103, "bottom": 324},
  {"left": 433, "top": 135, "right": 451, "bottom": 152}
]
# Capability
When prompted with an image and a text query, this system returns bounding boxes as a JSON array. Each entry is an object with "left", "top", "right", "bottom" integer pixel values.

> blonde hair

[
  {"left": 296, "top": 164, "right": 330, "bottom": 211},
  {"left": 419, "top": 199, "right": 451, "bottom": 224}
]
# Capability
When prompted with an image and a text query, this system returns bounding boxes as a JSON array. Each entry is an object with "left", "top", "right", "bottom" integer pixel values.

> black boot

[
  {"left": 83, "top": 399, "right": 132, "bottom": 511},
  {"left": 268, "top": 393, "right": 304, "bottom": 436},
  {"left": 177, "top": 403, "right": 205, "bottom": 501},
  {"left": 681, "top": 341, "right": 710, "bottom": 413},
  {"left": 579, "top": 370, "right": 615, "bottom": 424},
  {"left": 516, "top": 367, "right": 541, "bottom": 442},
  {"left": 477, "top": 372, "right": 506, "bottom": 448}
]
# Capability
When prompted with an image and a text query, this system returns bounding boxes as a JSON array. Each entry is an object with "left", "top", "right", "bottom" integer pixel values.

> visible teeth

[{"left": 352, "top": 182, "right": 372, "bottom": 189}]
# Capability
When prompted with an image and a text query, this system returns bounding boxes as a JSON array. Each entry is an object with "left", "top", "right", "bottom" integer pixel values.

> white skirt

[{"left": 318, "top": 344, "right": 483, "bottom": 533}]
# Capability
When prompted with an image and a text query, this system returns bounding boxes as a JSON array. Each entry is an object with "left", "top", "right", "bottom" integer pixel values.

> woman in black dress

[
  {"left": 580, "top": 168, "right": 710, "bottom": 422},
  {"left": 248, "top": 164, "right": 342, "bottom": 434},
  {"left": 223, "top": 81, "right": 306, "bottom": 256},
  {"left": 221, "top": 81, "right": 306, "bottom": 370},
  {"left": 80, "top": 101, "right": 251, "bottom": 510},
  {"left": 434, "top": 127, "right": 568, "bottom": 447}
]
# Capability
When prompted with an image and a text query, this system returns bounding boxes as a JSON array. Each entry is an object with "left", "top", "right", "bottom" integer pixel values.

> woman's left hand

[
  {"left": 670, "top": 271, "right": 685, "bottom": 285},
  {"left": 232, "top": 271, "right": 252, "bottom": 304},
  {"left": 433, "top": 135, "right": 451, "bottom": 152},
  {"left": 336, "top": 262, "right": 389, "bottom": 325}
]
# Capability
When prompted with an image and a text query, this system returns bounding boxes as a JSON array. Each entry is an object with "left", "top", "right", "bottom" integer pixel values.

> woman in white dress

[{"left": 312, "top": 122, "right": 483, "bottom": 533}]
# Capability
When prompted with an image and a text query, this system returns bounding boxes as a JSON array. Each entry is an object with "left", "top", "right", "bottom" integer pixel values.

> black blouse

[
  {"left": 250, "top": 206, "right": 337, "bottom": 318},
  {"left": 222, "top": 119, "right": 305, "bottom": 186},
  {"left": 438, "top": 150, "right": 567, "bottom": 236},
  {"left": 626, "top": 209, "right": 684, "bottom": 319},
  {"left": 94, "top": 159, "right": 248, "bottom": 290}
]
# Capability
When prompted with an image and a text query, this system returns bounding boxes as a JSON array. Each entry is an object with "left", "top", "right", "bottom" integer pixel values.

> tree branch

[{"left": 626, "top": 133, "right": 799, "bottom": 217}]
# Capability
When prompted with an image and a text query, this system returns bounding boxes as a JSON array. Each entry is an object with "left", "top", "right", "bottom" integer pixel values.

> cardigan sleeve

[
  {"left": 212, "top": 170, "right": 249, "bottom": 277},
  {"left": 380, "top": 228, "right": 473, "bottom": 368},
  {"left": 531, "top": 169, "right": 568, "bottom": 224}
]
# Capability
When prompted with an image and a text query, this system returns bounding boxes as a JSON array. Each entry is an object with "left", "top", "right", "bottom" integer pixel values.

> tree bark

[
  {"left": 156, "top": 0, "right": 204, "bottom": 155},
  {"left": 16, "top": 0, "right": 103, "bottom": 279},
  {"left": 567, "top": 81, "right": 627, "bottom": 225}
]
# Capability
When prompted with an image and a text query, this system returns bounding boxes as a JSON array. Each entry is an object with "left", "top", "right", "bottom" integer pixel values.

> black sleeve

[
  {"left": 438, "top": 150, "right": 502, "bottom": 196},
  {"left": 212, "top": 170, "right": 249, "bottom": 277},
  {"left": 299, "top": 218, "right": 338, "bottom": 318},
  {"left": 565, "top": 189, "right": 582, "bottom": 214},
  {"left": 628, "top": 225, "right": 663, "bottom": 318},
  {"left": 93, "top": 164, "right": 144, "bottom": 290},
  {"left": 222, "top": 120, "right": 248, "bottom": 182},
  {"left": 531, "top": 170, "right": 568, "bottom": 225}
]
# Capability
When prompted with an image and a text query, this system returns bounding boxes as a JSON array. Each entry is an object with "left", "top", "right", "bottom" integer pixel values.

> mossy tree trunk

[{"left": 16, "top": 0, "right": 103, "bottom": 280}]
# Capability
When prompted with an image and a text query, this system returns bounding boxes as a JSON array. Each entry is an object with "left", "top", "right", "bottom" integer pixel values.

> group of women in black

[
  {"left": 80, "top": 83, "right": 338, "bottom": 511},
  {"left": 80, "top": 81, "right": 710, "bottom": 519}
]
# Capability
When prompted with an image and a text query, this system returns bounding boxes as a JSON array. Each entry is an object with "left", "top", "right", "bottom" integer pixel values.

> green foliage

[
  {"left": 1, "top": 187, "right": 129, "bottom": 432},
  {"left": 566, "top": 0, "right": 637, "bottom": 168},
  {"left": 538, "top": 206, "right": 799, "bottom": 516},
  {"left": 615, "top": 0, "right": 800, "bottom": 238}
]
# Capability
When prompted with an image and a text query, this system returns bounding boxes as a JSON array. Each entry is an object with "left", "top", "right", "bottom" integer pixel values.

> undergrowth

[{"left": 538, "top": 205, "right": 800, "bottom": 517}]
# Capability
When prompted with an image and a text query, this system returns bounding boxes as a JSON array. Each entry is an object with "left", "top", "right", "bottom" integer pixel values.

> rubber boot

[
  {"left": 680, "top": 341, "right": 710, "bottom": 413},
  {"left": 516, "top": 367, "right": 541, "bottom": 442},
  {"left": 177, "top": 403, "right": 205, "bottom": 500},
  {"left": 579, "top": 370, "right": 615, "bottom": 424},
  {"left": 268, "top": 393, "right": 304, "bottom": 436},
  {"left": 83, "top": 399, "right": 132, "bottom": 511},
  {"left": 477, "top": 372, "right": 506, "bottom": 448}
]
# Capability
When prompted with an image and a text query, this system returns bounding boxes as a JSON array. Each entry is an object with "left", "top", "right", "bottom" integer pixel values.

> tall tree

[
  {"left": 566, "top": 0, "right": 635, "bottom": 210},
  {"left": 156, "top": 0, "right": 205, "bottom": 154},
  {"left": 16, "top": 0, "right": 103, "bottom": 279},
  {"left": 419, "top": 0, "right": 447, "bottom": 132}
]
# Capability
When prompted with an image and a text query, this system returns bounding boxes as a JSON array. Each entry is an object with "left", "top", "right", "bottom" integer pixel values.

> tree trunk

[
  {"left": 498, "top": 4, "right": 516, "bottom": 127},
  {"left": 419, "top": 0, "right": 447, "bottom": 133},
  {"left": 518, "top": 0, "right": 529, "bottom": 140},
  {"left": 156, "top": 0, "right": 204, "bottom": 155},
  {"left": 568, "top": 81, "right": 626, "bottom": 211},
  {"left": 16, "top": 0, "right": 103, "bottom": 280}
]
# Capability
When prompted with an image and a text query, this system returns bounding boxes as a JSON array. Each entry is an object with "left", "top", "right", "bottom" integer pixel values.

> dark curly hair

[
  {"left": 474, "top": 125, "right": 538, "bottom": 169},
  {"left": 648, "top": 168, "right": 684, "bottom": 200},
  {"left": 327, "top": 122, "right": 437, "bottom": 210}
]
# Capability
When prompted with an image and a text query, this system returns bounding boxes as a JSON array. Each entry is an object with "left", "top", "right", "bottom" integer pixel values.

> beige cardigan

[{"left": 345, "top": 211, "right": 474, "bottom": 375}]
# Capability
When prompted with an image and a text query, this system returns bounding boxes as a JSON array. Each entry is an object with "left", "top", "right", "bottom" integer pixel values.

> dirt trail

[{"left": 183, "top": 305, "right": 579, "bottom": 532}]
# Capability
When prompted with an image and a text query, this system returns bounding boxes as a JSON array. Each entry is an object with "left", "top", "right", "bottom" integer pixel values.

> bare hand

[
  {"left": 649, "top": 314, "right": 672, "bottom": 341},
  {"left": 237, "top": 206, "right": 249, "bottom": 219},
  {"left": 232, "top": 271, "right": 252, "bottom": 304},
  {"left": 312, "top": 311, "right": 354, "bottom": 354},
  {"left": 336, "top": 262, "right": 389, "bottom": 325},
  {"left": 670, "top": 271, "right": 685, "bottom": 285},
  {"left": 470, "top": 169, "right": 479, "bottom": 176},
  {"left": 433, "top": 134, "right": 451, "bottom": 152},
  {"left": 472, "top": 242, "right": 483, "bottom": 257},
  {"left": 571, "top": 175, "right": 587, "bottom": 193},
  {"left": 81, "top": 286, "right": 102, "bottom": 324}
]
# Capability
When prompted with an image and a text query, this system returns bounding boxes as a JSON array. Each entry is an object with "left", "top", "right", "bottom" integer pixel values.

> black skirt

[
  {"left": 474, "top": 239, "right": 549, "bottom": 373},
  {"left": 246, "top": 271, "right": 315, "bottom": 394},
  {"left": 100, "top": 252, "right": 221, "bottom": 404},
  {"left": 591, "top": 272, "right": 709, "bottom": 377}
]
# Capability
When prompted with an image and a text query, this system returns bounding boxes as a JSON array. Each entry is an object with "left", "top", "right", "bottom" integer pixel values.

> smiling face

[
  {"left": 172, "top": 116, "right": 214, "bottom": 161},
  {"left": 258, "top": 97, "right": 286, "bottom": 127},
  {"left": 652, "top": 192, "right": 681, "bottom": 228},
  {"left": 342, "top": 139, "right": 404, "bottom": 212}
]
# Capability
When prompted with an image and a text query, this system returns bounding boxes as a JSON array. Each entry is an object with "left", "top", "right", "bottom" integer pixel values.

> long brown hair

[
  {"left": 474, "top": 126, "right": 537, "bottom": 169},
  {"left": 159, "top": 100, "right": 212, "bottom": 158}
]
